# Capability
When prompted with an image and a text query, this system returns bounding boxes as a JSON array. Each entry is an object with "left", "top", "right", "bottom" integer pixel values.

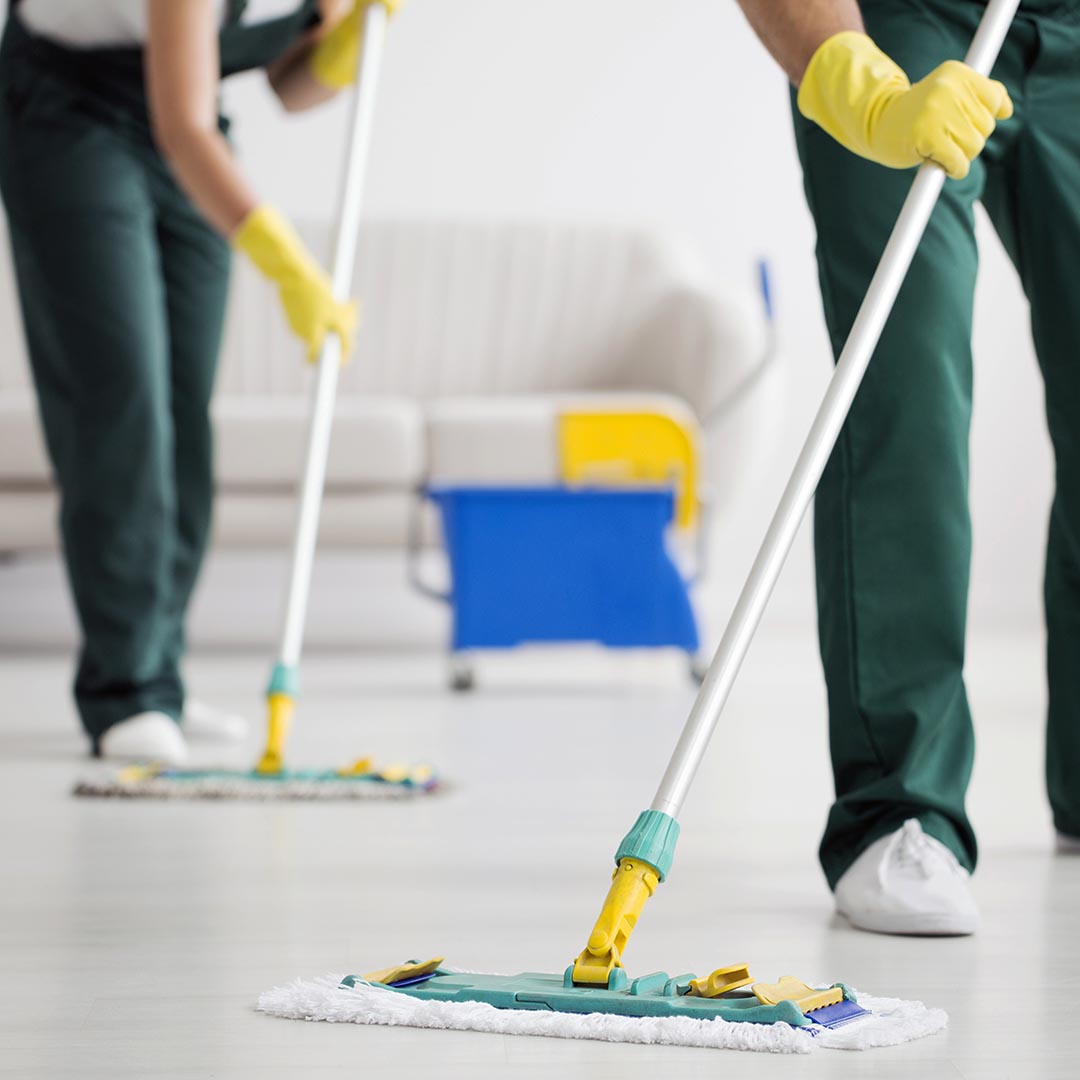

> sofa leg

[{"left": 449, "top": 654, "right": 476, "bottom": 692}]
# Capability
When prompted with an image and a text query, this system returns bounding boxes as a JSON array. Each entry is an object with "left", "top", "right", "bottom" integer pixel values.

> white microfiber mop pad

[
  {"left": 256, "top": 974, "right": 947, "bottom": 1054},
  {"left": 73, "top": 768, "right": 436, "bottom": 800}
]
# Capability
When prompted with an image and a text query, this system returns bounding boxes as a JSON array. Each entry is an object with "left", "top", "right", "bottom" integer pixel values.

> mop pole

[
  {"left": 258, "top": 2, "right": 394, "bottom": 775},
  {"left": 572, "top": 0, "right": 1021, "bottom": 985}
]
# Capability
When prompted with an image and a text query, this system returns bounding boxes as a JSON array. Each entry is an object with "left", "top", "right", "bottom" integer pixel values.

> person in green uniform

[
  {"left": 0, "top": 0, "right": 393, "bottom": 763},
  {"left": 736, "top": 0, "right": 1080, "bottom": 935}
]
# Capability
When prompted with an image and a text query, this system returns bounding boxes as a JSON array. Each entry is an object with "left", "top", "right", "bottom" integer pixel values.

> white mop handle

[
  {"left": 277, "top": 4, "right": 390, "bottom": 670},
  {"left": 649, "top": 0, "right": 1021, "bottom": 820}
]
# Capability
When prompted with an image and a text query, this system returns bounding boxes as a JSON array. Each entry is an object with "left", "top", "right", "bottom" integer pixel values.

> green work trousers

[
  {"left": 0, "top": 22, "right": 231, "bottom": 744},
  {"left": 792, "top": 0, "right": 1080, "bottom": 886}
]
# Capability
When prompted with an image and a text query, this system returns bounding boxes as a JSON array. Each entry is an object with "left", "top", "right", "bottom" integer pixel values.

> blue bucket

[{"left": 429, "top": 486, "right": 699, "bottom": 652}]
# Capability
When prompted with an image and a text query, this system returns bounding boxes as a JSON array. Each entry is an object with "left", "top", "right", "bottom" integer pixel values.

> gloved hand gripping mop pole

[
  {"left": 572, "top": 0, "right": 1021, "bottom": 987},
  {"left": 259, "top": 1, "right": 395, "bottom": 775}
]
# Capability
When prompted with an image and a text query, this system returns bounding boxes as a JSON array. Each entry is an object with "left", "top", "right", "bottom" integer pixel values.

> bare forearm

[
  {"left": 735, "top": 0, "right": 864, "bottom": 84},
  {"left": 145, "top": 0, "right": 257, "bottom": 235},
  {"left": 266, "top": 0, "right": 350, "bottom": 111},
  {"left": 266, "top": 52, "right": 338, "bottom": 112},
  {"left": 155, "top": 128, "right": 258, "bottom": 235}
]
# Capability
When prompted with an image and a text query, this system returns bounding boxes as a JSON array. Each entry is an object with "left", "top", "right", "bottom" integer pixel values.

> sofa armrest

[
  {"left": 612, "top": 278, "right": 783, "bottom": 515},
  {"left": 615, "top": 280, "right": 772, "bottom": 425}
]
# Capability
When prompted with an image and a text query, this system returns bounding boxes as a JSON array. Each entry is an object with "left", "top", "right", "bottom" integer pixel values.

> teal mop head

[
  {"left": 74, "top": 760, "right": 439, "bottom": 799},
  {"left": 341, "top": 963, "right": 868, "bottom": 1027},
  {"left": 258, "top": 959, "right": 947, "bottom": 1054}
]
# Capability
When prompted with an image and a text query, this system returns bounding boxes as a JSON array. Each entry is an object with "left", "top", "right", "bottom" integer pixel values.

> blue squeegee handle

[{"left": 649, "top": 0, "right": 1022, "bottom": 820}]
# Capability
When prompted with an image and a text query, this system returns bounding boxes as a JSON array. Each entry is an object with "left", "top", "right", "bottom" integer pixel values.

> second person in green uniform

[{"left": 0, "top": 0, "right": 396, "bottom": 763}]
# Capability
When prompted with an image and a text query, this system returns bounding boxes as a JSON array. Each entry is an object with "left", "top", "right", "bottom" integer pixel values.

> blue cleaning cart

[{"left": 411, "top": 485, "right": 700, "bottom": 689}]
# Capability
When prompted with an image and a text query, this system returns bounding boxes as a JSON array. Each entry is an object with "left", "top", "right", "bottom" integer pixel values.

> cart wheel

[
  {"left": 688, "top": 655, "right": 708, "bottom": 687},
  {"left": 449, "top": 657, "right": 475, "bottom": 692}
]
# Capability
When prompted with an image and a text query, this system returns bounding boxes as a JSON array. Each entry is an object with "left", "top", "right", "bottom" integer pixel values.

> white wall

[
  {"left": 0, "top": 0, "right": 1048, "bottom": 650},
  {"left": 224, "top": 0, "right": 1051, "bottom": 635}
]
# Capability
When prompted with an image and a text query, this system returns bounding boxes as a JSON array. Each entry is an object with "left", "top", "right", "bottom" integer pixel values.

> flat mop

[
  {"left": 260, "top": 0, "right": 1018, "bottom": 1048},
  {"left": 77, "top": 2, "right": 436, "bottom": 801}
]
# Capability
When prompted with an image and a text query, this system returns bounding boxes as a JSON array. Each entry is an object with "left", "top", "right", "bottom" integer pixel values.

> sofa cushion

[
  {"left": 0, "top": 491, "right": 57, "bottom": 552},
  {"left": 0, "top": 392, "right": 425, "bottom": 490},
  {"left": 210, "top": 491, "right": 421, "bottom": 548},
  {"left": 212, "top": 396, "right": 424, "bottom": 489},
  {"left": 0, "top": 489, "right": 428, "bottom": 553},
  {"left": 425, "top": 397, "right": 558, "bottom": 485},
  {"left": 0, "top": 394, "right": 51, "bottom": 483}
]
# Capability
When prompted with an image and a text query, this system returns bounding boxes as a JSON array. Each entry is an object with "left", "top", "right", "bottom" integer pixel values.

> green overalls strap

[
  {"left": 0, "top": 2, "right": 320, "bottom": 745},
  {"left": 792, "top": 0, "right": 1080, "bottom": 886}
]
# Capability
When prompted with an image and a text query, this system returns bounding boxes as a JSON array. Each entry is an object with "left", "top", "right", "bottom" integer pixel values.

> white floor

[{"left": 1, "top": 630, "right": 1076, "bottom": 1078}]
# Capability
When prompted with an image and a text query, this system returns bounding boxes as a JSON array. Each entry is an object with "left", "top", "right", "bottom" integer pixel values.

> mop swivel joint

[
  {"left": 571, "top": 858, "right": 660, "bottom": 987},
  {"left": 255, "top": 692, "right": 294, "bottom": 775},
  {"left": 571, "top": 810, "right": 681, "bottom": 987}
]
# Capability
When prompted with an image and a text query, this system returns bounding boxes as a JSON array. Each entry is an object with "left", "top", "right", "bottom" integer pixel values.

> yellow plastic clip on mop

[
  {"left": 76, "top": 1, "right": 436, "bottom": 801},
  {"left": 260, "top": 0, "right": 1018, "bottom": 1047}
]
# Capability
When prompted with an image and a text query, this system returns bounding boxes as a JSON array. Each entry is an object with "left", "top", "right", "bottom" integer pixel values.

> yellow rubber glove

[
  {"left": 233, "top": 205, "right": 357, "bottom": 362},
  {"left": 308, "top": 0, "right": 402, "bottom": 91},
  {"left": 797, "top": 32, "right": 1013, "bottom": 180}
]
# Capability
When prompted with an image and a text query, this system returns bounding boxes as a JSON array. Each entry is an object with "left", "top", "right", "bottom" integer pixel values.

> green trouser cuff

[
  {"left": 1053, "top": 816, "right": 1080, "bottom": 840},
  {"left": 822, "top": 810, "right": 974, "bottom": 891},
  {"left": 615, "top": 810, "right": 680, "bottom": 882}
]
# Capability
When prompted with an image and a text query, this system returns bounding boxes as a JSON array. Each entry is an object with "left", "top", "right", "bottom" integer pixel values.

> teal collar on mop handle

[
  {"left": 614, "top": 809, "right": 680, "bottom": 881},
  {"left": 266, "top": 662, "right": 299, "bottom": 697}
]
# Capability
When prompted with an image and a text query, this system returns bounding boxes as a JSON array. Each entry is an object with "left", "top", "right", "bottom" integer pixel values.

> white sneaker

[
  {"left": 98, "top": 711, "right": 188, "bottom": 766},
  {"left": 1056, "top": 831, "right": 1080, "bottom": 854},
  {"left": 834, "top": 818, "right": 979, "bottom": 936},
  {"left": 181, "top": 699, "right": 248, "bottom": 743}
]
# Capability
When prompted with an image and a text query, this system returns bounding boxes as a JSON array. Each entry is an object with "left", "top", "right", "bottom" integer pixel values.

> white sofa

[{"left": 0, "top": 219, "right": 774, "bottom": 557}]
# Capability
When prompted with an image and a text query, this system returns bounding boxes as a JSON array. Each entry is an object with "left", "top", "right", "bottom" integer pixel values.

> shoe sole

[{"left": 838, "top": 908, "right": 977, "bottom": 937}]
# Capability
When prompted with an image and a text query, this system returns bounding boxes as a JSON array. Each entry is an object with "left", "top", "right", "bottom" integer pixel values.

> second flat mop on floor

[
  {"left": 77, "top": 2, "right": 437, "bottom": 801},
  {"left": 260, "top": 0, "right": 1018, "bottom": 1046}
]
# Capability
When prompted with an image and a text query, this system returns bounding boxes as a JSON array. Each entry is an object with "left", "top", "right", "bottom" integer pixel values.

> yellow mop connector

[
  {"left": 255, "top": 692, "right": 294, "bottom": 775},
  {"left": 571, "top": 858, "right": 660, "bottom": 986},
  {"left": 571, "top": 810, "right": 680, "bottom": 986}
]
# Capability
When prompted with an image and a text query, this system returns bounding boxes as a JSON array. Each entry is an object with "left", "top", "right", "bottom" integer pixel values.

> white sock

[
  {"left": 181, "top": 700, "right": 248, "bottom": 742},
  {"left": 98, "top": 711, "right": 188, "bottom": 766}
]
